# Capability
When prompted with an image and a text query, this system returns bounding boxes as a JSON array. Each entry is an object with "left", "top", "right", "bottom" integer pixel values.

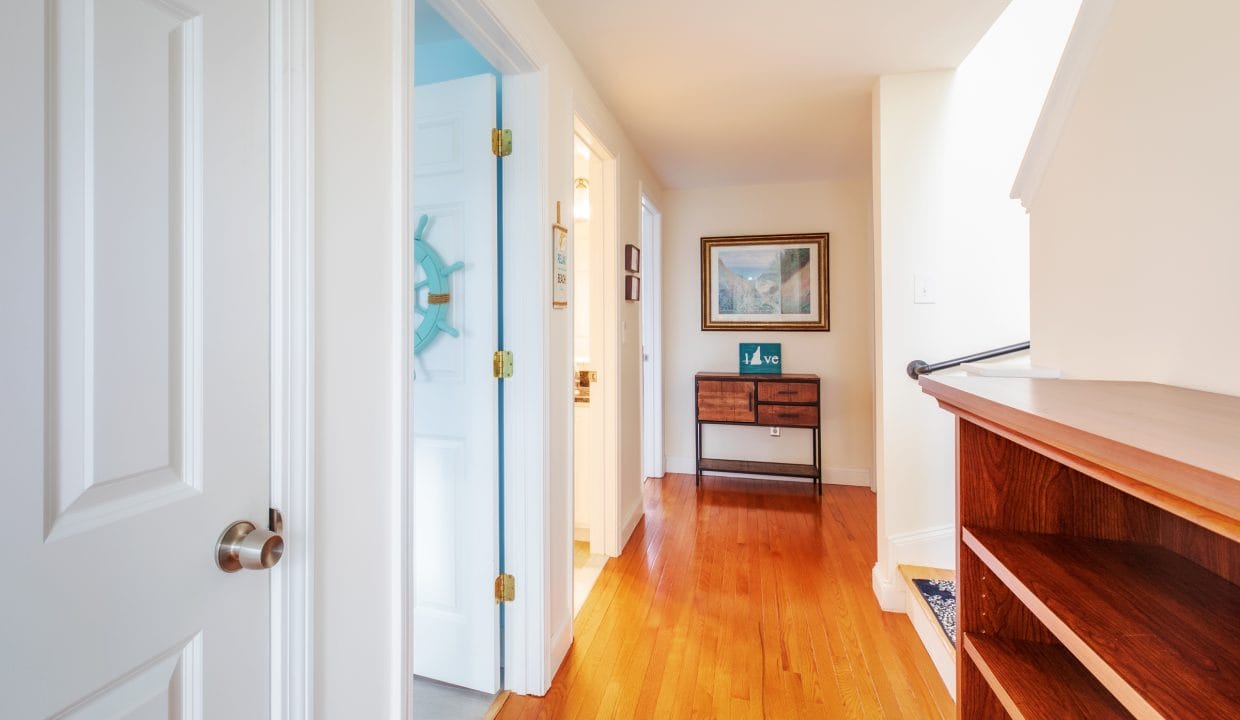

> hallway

[{"left": 498, "top": 476, "right": 953, "bottom": 719}]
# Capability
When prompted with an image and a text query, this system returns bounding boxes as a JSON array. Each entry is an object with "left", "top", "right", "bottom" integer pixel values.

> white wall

[
  {"left": 1029, "top": 0, "right": 1240, "bottom": 397},
  {"left": 871, "top": 0, "right": 1080, "bottom": 609},
  {"left": 477, "top": 0, "right": 664, "bottom": 686},
  {"left": 662, "top": 180, "right": 876, "bottom": 486},
  {"left": 314, "top": 0, "right": 406, "bottom": 715}
]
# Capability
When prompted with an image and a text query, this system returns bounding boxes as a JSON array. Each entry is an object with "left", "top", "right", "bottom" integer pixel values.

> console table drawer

[
  {"left": 757, "top": 382, "right": 818, "bottom": 404},
  {"left": 697, "top": 381, "right": 755, "bottom": 422},
  {"left": 757, "top": 404, "right": 817, "bottom": 427}
]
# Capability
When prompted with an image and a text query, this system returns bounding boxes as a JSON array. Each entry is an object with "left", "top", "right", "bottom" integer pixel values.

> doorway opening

[
  {"left": 570, "top": 120, "right": 620, "bottom": 616},
  {"left": 410, "top": 0, "right": 503, "bottom": 703},
  {"left": 408, "top": 0, "right": 553, "bottom": 700},
  {"left": 640, "top": 190, "right": 664, "bottom": 481}
]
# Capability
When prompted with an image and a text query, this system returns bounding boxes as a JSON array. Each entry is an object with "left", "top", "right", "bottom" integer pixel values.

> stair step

[{"left": 899, "top": 564, "right": 957, "bottom": 698}]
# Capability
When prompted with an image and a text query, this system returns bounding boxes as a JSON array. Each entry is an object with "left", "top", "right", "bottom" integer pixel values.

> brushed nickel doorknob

[{"left": 216, "top": 520, "right": 284, "bottom": 573}]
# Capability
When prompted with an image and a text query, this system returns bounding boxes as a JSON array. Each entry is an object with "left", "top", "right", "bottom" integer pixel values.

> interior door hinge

[
  {"left": 492, "top": 128, "right": 512, "bottom": 157},
  {"left": 494, "top": 573, "right": 515, "bottom": 603},
  {"left": 493, "top": 350, "right": 513, "bottom": 379}
]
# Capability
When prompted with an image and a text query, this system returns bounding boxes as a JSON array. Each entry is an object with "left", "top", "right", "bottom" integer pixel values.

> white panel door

[
  {"left": 1, "top": 0, "right": 274, "bottom": 717},
  {"left": 412, "top": 74, "right": 500, "bottom": 694}
]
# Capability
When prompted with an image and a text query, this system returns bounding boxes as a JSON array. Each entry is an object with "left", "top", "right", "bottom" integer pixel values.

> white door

[
  {"left": 641, "top": 198, "right": 664, "bottom": 479},
  {"left": 0, "top": 0, "right": 276, "bottom": 717},
  {"left": 412, "top": 74, "right": 501, "bottom": 693}
]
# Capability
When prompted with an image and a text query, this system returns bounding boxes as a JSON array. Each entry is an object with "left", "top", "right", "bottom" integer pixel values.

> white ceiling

[{"left": 534, "top": 0, "right": 1013, "bottom": 188}]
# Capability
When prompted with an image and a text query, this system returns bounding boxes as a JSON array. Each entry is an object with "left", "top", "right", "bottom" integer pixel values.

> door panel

[
  {"left": 412, "top": 73, "right": 500, "bottom": 694},
  {"left": 696, "top": 381, "right": 756, "bottom": 423},
  {"left": 1, "top": 0, "right": 272, "bottom": 716}
]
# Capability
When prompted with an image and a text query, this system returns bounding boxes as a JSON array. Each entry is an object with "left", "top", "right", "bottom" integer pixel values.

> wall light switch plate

[
  {"left": 914, "top": 274, "right": 936, "bottom": 304},
  {"left": 769, "top": 427, "right": 781, "bottom": 437}
]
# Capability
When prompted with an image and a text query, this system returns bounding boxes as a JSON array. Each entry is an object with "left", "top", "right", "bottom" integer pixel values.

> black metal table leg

[{"left": 695, "top": 420, "right": 702, "bottom": 486}]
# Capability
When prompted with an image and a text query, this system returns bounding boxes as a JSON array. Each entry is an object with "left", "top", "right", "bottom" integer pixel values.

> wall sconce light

[{"left": 574, "top": 178, "right": 591, "bottom": 221}]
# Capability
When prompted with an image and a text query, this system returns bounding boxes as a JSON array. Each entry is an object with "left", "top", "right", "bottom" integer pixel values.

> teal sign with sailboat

[{"left": 739, "top": 343, "right": 782, "bottom": 374}]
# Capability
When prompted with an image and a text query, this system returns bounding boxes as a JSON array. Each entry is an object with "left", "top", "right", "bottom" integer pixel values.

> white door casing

[
  {"left": 412, "top": 73, "right": 500, "bottom": 694},
  {"left": 640, "top": 194, "right": 664, "bottom": 480},
  {"left": 1, "top": 0, "right": 275, "bottom": 717}
]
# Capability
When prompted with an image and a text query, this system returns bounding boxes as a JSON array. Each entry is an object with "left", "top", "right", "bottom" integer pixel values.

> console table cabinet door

[{"left": 697, "top": 381, "right": 755, "bottom": 423}]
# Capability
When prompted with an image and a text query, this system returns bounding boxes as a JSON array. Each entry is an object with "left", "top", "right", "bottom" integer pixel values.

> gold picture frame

[{"left": 700, "top": 233, "right": 829, "bottom": 331}]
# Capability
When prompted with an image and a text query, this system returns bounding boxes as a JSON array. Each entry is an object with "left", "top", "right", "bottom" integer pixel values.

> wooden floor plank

[{"left": 498, "top": 474, "right": 954, "bottom": 719}]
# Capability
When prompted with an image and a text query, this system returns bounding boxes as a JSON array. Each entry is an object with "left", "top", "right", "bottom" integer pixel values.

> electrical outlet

[{"left": 769, "top": 427, "right": 781, "bottom": 437}]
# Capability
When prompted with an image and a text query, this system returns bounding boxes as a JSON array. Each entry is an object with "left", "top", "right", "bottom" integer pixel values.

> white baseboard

[
  {"left": 888, "top": 524, "right": 955, "bottom": 570},
  {"left": 666, "top": 456, "right": 872, "bottom": 487},
  {"left": 547, "top": 616, "right": 572, "bottom": 684},
  {"left": 619, "top": 498, "right": 643, "bottom": 551},
  {"left": 872, "top": 564, "right": 905, "bottom": 612},
  {"left": 906, "top": 582, "right": 956, "bottom": 699},
  {"left": 873, "top": 525, "right": 955, "bottom": 612},
  {"left": 573, "top": 525, "right": 590, "bottom": 543}
]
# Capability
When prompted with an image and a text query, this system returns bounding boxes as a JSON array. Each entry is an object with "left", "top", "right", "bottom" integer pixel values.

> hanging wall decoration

[
  {"left": 413, "top": 213, "right": 465, "bottom": 354},
  {"left": 553, "top": 201, "right": 569, "bottom": 308}
]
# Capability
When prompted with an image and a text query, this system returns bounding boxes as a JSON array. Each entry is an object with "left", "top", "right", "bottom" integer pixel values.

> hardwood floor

[{"left": 498, "top": 474, "right": 954, "bottom": 719}]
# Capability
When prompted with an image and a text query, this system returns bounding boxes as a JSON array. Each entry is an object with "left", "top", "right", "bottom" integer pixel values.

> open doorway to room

[
  {"left": 410, "top": 0, "right": 503, "bottom": 709},
  {"left": 404, "top": 0, "right": 550, "bottom": 704},
  {"left": 570, "top": 122, "right": 619, "bottom": 616}
]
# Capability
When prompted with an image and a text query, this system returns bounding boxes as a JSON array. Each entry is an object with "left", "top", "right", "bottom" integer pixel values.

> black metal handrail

[{"left": 906, "top": 341, "right": 1030, "bottom": 380}]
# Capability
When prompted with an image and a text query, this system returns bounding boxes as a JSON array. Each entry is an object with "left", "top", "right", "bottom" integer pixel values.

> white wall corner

[
  {"left": 871, "top": 563, "right": 906, "bottom": 613},
  {"left": 1011, "top": 0, "right": 1117, "bottom": 210},
  {"left": 875, "top": 524, "right": 956, "bottom": 611}
]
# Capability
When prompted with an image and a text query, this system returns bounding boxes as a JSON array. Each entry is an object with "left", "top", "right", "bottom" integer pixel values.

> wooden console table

[
  {"left": 694, "top": 372, "right": 821, "bottom": 494},
  {"left": 921, "top": 376, "right": 1239, "bottom": 719}
]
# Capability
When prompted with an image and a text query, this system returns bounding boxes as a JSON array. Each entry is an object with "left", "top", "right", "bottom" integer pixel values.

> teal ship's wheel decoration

[{"left": 414, "top": 214, "right": 464, "bottom": 354}]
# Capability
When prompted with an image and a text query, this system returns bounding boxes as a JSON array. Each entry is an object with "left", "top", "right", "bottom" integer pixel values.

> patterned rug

[{"left": 912, "top": 578, "right": 957, "bottom": 647}]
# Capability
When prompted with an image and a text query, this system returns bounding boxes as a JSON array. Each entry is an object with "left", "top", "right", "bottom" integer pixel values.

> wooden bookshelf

[
  {"left": 921, "top": 377, "right": 1240, "bottom": 719},
  {"left": 963, "top": 634, "right": 1130, "bottom": 720}
]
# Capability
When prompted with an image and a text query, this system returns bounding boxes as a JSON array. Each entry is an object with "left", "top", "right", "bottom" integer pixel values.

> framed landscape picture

[{"left": 701, "top": 233, "right": 829, "bottom": 331}]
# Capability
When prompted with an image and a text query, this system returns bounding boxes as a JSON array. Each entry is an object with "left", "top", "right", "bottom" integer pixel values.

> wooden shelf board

[
  {"left": 963, "top": 634, "right": 1131, "bottom": 720},
  {"left": 964, "top": 527, "right": 1240, "bottom": 719},
  {"left": 919, "top": 377, "right": 1240, "bottom": 535},
  {"left": 698, "top": 458, "right": 819, "bottom": 479}
]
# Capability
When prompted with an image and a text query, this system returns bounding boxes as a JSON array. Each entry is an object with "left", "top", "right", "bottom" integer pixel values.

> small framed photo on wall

[
  {"left": 625, "top": 275, "right": 641, "bottom": 302},
  {"left": 624, "top": 244, "right": 641, "bottom": 273}
]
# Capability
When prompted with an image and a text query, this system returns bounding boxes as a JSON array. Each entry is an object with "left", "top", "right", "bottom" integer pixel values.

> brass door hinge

[
  {"left": 492, "top": 128, "right": 512, "bottom": 157},
  {"left": 493, "top": 350, "right": 513, "bottom": 379},
  {"left": 494, "top": 573, "right": 515, "bottom": 603}
]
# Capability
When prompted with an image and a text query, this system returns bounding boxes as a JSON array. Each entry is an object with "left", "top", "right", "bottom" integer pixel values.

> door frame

[
  {"left": 569, "top": 116, "right": 622, "bottom": 558},
  {"left": 639, "top": 187, "right": 664, "bottom": 480},
  {"left": 269, "top": 0, "right": 315, "bottom": 718},
  {"left": 415, "top": 0, "right": 549, "bottom": 697}
]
